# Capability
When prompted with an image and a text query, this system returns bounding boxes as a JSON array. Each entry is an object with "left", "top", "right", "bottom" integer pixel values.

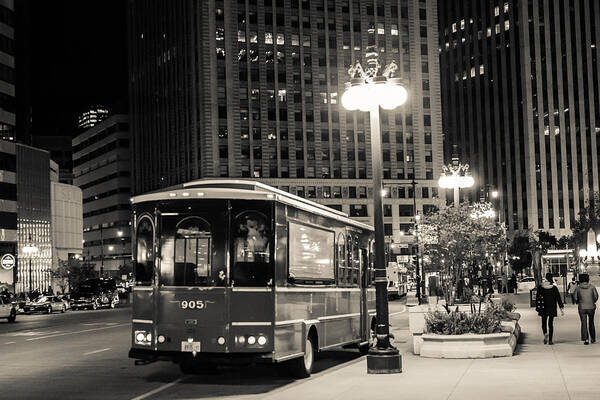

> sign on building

[{"left": 1, "top": 253, "right": 15, "bottom": 270}]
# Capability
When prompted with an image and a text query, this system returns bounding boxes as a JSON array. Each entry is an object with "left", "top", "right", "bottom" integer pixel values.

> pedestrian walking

[
  {"left": 567, "top": 276, "right": 579, "bottom": 304},
  {"left": 574, "top": 273, "right": 598, "bottom": 345},
  {"left": 536, "top": 273, "right": 564, "bottom": 345}
]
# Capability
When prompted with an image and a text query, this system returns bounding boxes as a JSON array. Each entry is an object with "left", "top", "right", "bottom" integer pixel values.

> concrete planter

[
  {"left": 408, "top": 303, "right": 490, "bottom": 355},
  {"left": 420, "top": 332, "right": 517, "bottom": 359}
]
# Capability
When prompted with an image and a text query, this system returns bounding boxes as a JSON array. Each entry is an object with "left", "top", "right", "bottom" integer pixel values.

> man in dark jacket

[{"left": 574, "top": 273, "right": 599, "bottom": 345}]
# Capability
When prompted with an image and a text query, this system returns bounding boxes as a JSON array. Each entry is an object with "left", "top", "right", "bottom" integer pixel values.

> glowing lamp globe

[{"left": 341, "top": 87, "right": 359, "bottom": 111}]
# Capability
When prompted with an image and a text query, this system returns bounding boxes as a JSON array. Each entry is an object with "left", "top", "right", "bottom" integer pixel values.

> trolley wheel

[{"left": 289, "top": 333, "right": 315, "bottom": 378}]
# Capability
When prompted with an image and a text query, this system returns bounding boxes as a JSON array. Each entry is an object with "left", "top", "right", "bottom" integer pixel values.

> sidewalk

[{"left": 263, "top": 296, "right": 600, "bottom": 400}]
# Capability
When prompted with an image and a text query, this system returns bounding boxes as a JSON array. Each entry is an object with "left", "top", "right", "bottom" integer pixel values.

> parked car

[
  {"left": 23, "top": 295, "right": 68, "bottom": 314},
  {"left": 71, "top": 278, "right": 119, "bottom": 310},
  {"left": 0, "top": 294, "right": 16, "bottom": 322},
  {"left": 517, "top": 276, "right": 537, "bottom": 292}
]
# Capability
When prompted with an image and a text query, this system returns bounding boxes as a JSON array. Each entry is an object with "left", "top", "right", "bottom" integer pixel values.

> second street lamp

[
  {"left": 438, "top": 153, "right": 474, "bottom": 206},
  {"left": 343, "top": 48, "right": 406, "bottom": 374}
]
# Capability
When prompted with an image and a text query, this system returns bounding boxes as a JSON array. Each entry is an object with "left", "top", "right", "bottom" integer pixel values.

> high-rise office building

[
  {"left": 72, "top": 115, "right": 131, "bottom": 277},
  {"left": 15, "top": 144, "right": 55, "bottom": 293},
  {"left": 128, "top": 0, "right": 444, "bottom": 245},
  {"left": 76, "top": 106, "right": 110, "bottom": 131},
  {"left": 0, "top": 0, "right": 14, "bottom": 141},
  {"left": 438, "top": 0, "right": 600, "bottom": 237}
]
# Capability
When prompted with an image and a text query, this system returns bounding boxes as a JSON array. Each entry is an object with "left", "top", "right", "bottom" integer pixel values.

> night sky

[{"left": 17, "top": 0, "right": 128, "bottom": 139}]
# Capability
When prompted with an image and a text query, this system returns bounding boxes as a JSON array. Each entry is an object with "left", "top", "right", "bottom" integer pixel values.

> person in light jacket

[
  {"left": 538, "top": 273, "right": 564, "bottom": 345},
  {"left": 574, "top": 273, "right": 599, "bottom": 345}
]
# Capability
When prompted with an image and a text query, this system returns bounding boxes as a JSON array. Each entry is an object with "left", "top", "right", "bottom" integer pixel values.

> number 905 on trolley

[{"left": 129, "top": 180, "right": 376, "bottom": 378}]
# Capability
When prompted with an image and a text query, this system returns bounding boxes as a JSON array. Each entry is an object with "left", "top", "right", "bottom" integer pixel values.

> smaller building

[
  {"left": 50, "top": 182, "right": 83, "bottom": 292},
  {"left": 72, "top": 115, "right": 131, "bottom": 277},
  {"left": 32, "top": 136, "right": 74, "bottom": 184}
]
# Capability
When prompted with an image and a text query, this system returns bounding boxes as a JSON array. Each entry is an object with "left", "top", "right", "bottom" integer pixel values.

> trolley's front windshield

[{"left": 134, "top": 199, "right": 273, "bottom": 288}]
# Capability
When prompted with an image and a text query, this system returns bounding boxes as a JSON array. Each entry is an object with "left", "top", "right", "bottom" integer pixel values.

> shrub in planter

[
  {"left": 425, "top": 309, "right": 501, "bottom": 335},
  {"left": 501, "top": 299, "right": 516, "bottom": 312}
]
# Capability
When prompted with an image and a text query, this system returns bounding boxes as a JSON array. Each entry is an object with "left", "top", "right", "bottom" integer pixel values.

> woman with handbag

[{"left": 536, "top": 272, "right": 565, "bottom": 345}]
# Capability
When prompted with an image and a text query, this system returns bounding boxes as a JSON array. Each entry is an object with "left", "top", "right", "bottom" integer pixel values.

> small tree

[
  {"left": 50, "top": 260, "right": 71, "bottom": 294},
  {"left": 51, "top": 258, "right": 97, "bottom": 293},
  {"left": 418, "top": 202, "right": 507, "bottom": 305},
  {"left": 508, "top": 234, "right": 532, "bottom": 277}
]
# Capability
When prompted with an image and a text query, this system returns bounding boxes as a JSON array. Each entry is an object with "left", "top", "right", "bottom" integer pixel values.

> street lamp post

[
  {"left": 100, "top": 224, "right": 104, "bottom": 277},
  {"left": 411, "top": 180, "right": 422, "bottom": 304},
  {"left": 438, "top": 153, "right": 474, "bottom": 206},
  {"left": 23, "top": 237, "right": 38, "bottom": 295},
  {"left": 342, "top": 49, "right": 407, "bottom": 374}
]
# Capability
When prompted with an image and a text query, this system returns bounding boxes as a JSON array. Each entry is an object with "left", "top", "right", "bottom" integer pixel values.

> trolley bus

[{"left": 128, "top": 180, "right": 376, "bottom": 377}]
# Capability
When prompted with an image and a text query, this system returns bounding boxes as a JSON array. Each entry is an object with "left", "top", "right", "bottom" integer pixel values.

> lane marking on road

[
  {"left": 25, "top": 323, "right": 129, "bottom": 341},
  {"left": 83, "top": 347, "right": 111, "bottom": 356},
  {"left": 130, "top": 377, "right": 185, "bottom": 400},
  {"left": 81, "top": 322, "right": 120, "bottom": 326},
  {"left": 8, "top": 330, "right": 63, "bottom": 337},
  {"left": 389, "top": 305, "right": 407, "bottom": 316},
  {"left": 4, "top": 341, "right": 16, "bottom": 344}
]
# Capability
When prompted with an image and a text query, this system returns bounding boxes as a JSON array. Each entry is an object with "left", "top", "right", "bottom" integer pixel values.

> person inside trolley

[{"left": 233, "top": 212, "right": 272, "bottom": 286}]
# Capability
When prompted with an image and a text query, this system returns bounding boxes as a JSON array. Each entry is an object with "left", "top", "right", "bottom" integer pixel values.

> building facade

[
  {"left": 50, "top": 181, "right": 83, "bottom": 292},
  {"left": 32, "top": 136, "right": 74, "bottom": 184},
  {"left": 438, "top": 0, "right": 600, "bottom": 237},
  {"left": 128, "top": 0, "right": 445, "bottom": 246},
  {"left": 72, "top": 115, "right": 131, "bottom": 277},
  {"left": 0, "top": 0, "right": 14, "bottom": 142},
  {"left": 15, "top": 144, "right": 54, "bottom": 293},
  {"left": 0, "top": 139, "right": 16, "bottom": 289}
]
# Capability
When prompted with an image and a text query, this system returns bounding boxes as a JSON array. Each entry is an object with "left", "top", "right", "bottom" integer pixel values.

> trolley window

[
  {"left": 232, "top": 211, "right": 273, "bottom": 286},
  {"left": 135, "top": 217, "right": 154, "bottom": 286},
  {"left": 288, "top": 221, "right": 335, "bottom": 283},
  {"left": 160, "top": 216, "right": 225, "bottom": 287}
]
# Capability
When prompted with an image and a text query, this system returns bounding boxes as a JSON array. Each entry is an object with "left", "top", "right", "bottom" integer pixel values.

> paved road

[{"left": 0, "top": 298, "right": 408, "bottom": 400}]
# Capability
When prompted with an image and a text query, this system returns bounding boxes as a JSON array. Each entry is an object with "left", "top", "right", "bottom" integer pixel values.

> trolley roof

[{"left": 131, "top": 179, "right": 374, "bottom": 232}]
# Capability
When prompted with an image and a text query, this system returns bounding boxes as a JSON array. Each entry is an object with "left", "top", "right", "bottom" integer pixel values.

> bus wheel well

[{"left": 307, "top": 326, "right": 318, "bottom": 350}]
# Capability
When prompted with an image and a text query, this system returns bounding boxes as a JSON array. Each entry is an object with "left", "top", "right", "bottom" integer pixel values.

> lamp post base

[{"left": 366, "top": 347, "right": 402, "bottom": 374}]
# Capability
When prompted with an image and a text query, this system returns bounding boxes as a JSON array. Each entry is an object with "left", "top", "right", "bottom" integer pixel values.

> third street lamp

[{"left": 343, "top": 47, "right": 407, "bottom": 374}]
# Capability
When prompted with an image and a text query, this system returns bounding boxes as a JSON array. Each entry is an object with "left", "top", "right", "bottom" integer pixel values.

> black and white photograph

[{"left": 1, "top": 0, "right": 600, "bottom": 398}]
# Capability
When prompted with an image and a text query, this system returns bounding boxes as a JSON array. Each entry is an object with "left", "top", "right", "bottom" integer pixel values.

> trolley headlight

[
  {"left": 236, "top": 336, "right": 246, "bottom": 344},
  {"left": 247, "top": 335, "right": 256, "bottom": 345},
  {"left": 217, "top": 336, "right": 225, "bottom": 345},
  {"left": 158, "top": 335, "right": 166, "bottom": 343},
  {"left": 257, "top": 336, "right": 267, "bottom": 346},
  {"left": 134, "top": 330, "right": 151, "bottom": 346}
]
